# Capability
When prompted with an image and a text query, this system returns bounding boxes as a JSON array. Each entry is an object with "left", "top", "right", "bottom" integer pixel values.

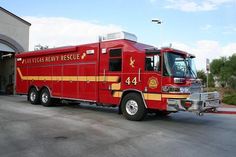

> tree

[
  {"left": 210, "top": 57, "right": 226, "bottom": 75},
  {"left": 197, "top": 70, "right": 215, "bottom": 87},
  {"left": 197, "top": 70, "right": 206, "bottom": 86},
  {"left": 210, "top": 54, "right": 236, "bottom": 88},
  {"left": 208, "top": 73, "right": 215, "bottom": 87},
  {"left": 210, "top": 57, "right": 226, "bottom": 87},
  {"left": 227, "top": 54, "right": 236, "bottom": 90}
]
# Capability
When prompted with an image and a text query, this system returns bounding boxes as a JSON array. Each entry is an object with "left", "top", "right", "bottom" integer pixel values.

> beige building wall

[
  {"left": 0, "top": 7, "right": 30, "bottom": 94},
  {"left": 0, "top": 7, "right": 30, "bottom": 51}
]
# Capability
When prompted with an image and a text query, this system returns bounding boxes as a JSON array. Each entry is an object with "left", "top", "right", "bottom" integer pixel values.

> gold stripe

[
  {"left": 86, "top": 76, "right": 97, "bottom": 82},
  {"left": 97, "top": 76, "right": 119, "bottom": 82},
  {"left": 113, "top": 91, "right": 122, "bottom": 98},
  {"left": 112, "top": 92, "right": 162, "bottom": 101},
  {"left": 17, "top": 68, "right": 25, "bottom": 80},
  {"left": 111, "top": 83, "right": 121, "bottom": 90},
  {"left": 162, "top": 94, "right": 190, "bottom": 99},
  {"left": 38, "top": 76, "right": 51, "bottom": 81},
  {"left": 17, "top": 68, "right": 119, "bottom": 82},
  {"left": 17, "top": 68, "right": 190, "bottom": 100},
  {"left": 143, "top": 93, "right": 161, "bottom": 101},
  {"left": 111, "top": 92, "right": 189, "bottom": 101},
  {"left": 62, "top": 76, "right": 78, "bottom": 81},
  {"left": 51, "top": 76, "right": 62, "bottom": 81}
]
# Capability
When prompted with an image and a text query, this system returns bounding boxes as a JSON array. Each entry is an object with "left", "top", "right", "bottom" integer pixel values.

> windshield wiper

[{"left": 186, "top": 61, "right": 197, "bottom": 78}]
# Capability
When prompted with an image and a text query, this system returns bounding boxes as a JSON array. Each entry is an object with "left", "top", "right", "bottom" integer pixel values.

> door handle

[{"left": 138, "top": 68, "right": 141, "bottom": 82}]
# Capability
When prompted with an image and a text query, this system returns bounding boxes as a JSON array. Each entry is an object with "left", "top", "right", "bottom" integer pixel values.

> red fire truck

[{"left": 16, "top": 32, "right": 220, "bottom": 120}]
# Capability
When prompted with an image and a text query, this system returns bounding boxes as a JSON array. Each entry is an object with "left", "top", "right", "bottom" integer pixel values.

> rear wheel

[
  {"left": 28, "top": 88, "right": 39, "bottom": 105},
  {"left": 40, "top": 88, "right": 52, "bottom": 107},
  {"left": 121, "top": 93, "right": 147, "bottom": 121}
]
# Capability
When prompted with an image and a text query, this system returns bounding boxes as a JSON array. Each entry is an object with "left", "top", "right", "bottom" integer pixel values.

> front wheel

[
  {"left": 40, "top": 88, "right": 52, "bottom": 107},
  {"left": 121, "top": 93, "right": 147, "bottom": 121}
]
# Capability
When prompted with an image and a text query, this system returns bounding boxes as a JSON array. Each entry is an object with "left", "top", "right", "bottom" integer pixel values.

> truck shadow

[
  {"left": 51, "top": 102, "right": 220, "bottom": 125},
  {"left": 52, "top": 102, "right": 119, "bottom": 114},
  {"left": 144, "top": 112, "right": 221, "bottom": 125},
  {"left": 17, "top": 99, "right": 222, "bottom": 125}
]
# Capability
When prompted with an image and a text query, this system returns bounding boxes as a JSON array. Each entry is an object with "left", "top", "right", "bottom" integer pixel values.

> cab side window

[
  {"left": 109, "top": 49, "right": 122, "bottom": 71},
  {"left": 145, "top": 57, "right": 154, "bottom": 71},
  {"left": 145, "top": 55, "right": 161, "bottom": 71}
]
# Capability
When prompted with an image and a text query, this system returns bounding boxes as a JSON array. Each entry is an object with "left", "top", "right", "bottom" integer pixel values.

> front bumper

[{"left": 167, "top": 92, "right": 221, "bottom": 114}]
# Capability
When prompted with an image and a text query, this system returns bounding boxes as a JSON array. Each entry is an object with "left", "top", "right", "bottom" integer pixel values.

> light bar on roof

[{"left": 100, "top": 31, "right": 137, "bottom": 42}]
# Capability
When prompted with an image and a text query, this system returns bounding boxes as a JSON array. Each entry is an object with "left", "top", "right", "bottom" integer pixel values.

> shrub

[{"left": 222, "top": 94, "right": 236, "bottom": 105}]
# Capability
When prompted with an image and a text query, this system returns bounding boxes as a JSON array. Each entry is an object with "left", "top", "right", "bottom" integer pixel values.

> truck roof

[
  {"left": 16, "top": 40, "right": 194, "bottom": 58},
  {"left": 16, "top": 39, "right": 155, "bottom": 58},
  {"left": 161, "top": 47, "right": 195, "bottom": 58},
  {"left": 16, "top": 46, "right": 77, "bottom": 58}
]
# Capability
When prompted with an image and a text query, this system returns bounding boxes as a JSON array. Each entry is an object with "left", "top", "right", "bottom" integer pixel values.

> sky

[{"left": 1, "top": 0, "right": 236, "bottom": 70}]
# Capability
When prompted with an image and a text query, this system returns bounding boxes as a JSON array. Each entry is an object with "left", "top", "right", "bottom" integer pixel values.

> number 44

[{"left": 125, "top": 77, "right": 137, "bottom": 85}]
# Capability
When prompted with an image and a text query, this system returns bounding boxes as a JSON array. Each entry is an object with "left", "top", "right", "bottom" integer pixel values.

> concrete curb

[{"left": 214, "top": 108, "right": 236, "bottom": 115}]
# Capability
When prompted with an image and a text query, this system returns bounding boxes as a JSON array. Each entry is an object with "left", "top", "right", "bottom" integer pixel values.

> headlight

[
  {"left": 162, "top": 86, "right": 180, "bottom": 93},
  {"left": 162, "top": 86, "right": 170, "bottom": 92},
  {"left": 180, "top": 87, "right": 190, "bottom": 93},
  {"left": 162, "top": 86, "right": 190, "bottom": 93}
]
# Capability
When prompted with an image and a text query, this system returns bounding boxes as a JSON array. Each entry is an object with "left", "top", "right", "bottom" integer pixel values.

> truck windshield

[{"left": 163, "top": 52, "right": 197, "bottom": 78}]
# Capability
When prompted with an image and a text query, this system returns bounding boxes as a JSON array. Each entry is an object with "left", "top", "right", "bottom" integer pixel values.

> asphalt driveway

[{"left": 0, "top": 95, "right": 236, "bottom": 157}]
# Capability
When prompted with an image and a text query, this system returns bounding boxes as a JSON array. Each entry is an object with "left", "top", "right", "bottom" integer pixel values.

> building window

[{"left": 109, "top": 49, "right": 122, "bottom": 71}]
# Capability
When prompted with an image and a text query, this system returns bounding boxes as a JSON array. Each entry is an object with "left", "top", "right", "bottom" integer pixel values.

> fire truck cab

[{"left": 16, "top": 32, "right": 220, "bottom": 121}]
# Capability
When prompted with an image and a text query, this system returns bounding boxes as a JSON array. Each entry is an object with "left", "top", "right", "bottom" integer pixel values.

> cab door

[
  {"left": 143, "top": 54, "right": 162, "bottom": 93},
  {"left": 142, "top": 53, "right": 163, "bottom": 109}
]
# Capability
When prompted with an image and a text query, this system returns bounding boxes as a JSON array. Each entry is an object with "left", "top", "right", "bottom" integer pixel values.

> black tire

[
  {"left": 28, "top": 87, "right": 39, "bottom": 105},
  {"left": 121, "top": 93, "right": 147, "bottom": 121},
  {"left": 40, "top": 88, "right": 52, "bottom": 107}
]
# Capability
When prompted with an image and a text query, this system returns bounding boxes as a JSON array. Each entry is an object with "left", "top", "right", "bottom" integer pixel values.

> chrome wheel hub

[
  {"left": 126, "top": 100, "right": 138, "bottom": 115},
  {"left": 30, "top": 92, "right": 36, "bottom": 101},
  {"left": 42, "top": 93, "right": 48, "bottom": 104}
]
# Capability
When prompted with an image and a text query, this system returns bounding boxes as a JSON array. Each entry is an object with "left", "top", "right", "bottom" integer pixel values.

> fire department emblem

[
  {"left": 129, "top": 57, "right": 135, "bottom": 68},
  {"left": 148, "top": 77, "right": 158, "bottom": 89}
]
